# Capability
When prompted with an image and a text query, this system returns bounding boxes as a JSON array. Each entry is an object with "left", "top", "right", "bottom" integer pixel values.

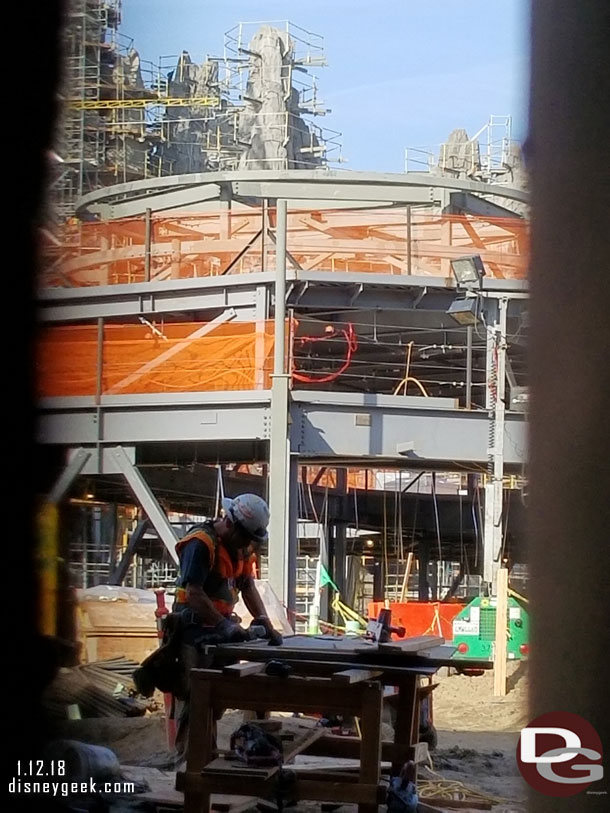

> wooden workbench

[{"left": 177, "top": 634, "right": 456, "bottom": 813}]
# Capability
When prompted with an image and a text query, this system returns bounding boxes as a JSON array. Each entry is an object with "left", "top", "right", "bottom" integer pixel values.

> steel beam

[
  {"left": 38, "top": 269, "right": 527, "bottom": 324},
  {"left": 108, "top": 519, "right": 150, "bottom": 585},
  {"left": 483, "top": 298, "right": 508, "bottom": 589},
  {"left": 103, "top": 182, "right": 221, "bottom": 219},
  {"left": 38, "top": 390, "right": 526, "bottom": 469},
  {"left": 77, "top": 169, "right": 530, "bottom": 216},
  {"left": 47, "top": 447, "right": 91, "bottom": 504},
  {"left": 290, "top": 390, "right": 526, "bottom": 469},
  {"left": 40, "top": 390, "right": 272, "bottom": 409},
  {"left": 448, "top": 191, "right": 526, "bottom": 219},
  {"left": 37, "top": 273, "right": 276, "bottom": 323},
  {"left": 38, "top": 403, "right": 271, "bottom": 445},
  {"left": 110, "top": 446, "right": 179, "bottom": 563},
  {"left": 268, "top": 199, "right": 291, "bottom": 604}
]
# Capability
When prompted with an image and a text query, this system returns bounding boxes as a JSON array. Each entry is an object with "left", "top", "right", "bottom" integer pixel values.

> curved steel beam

[{"left": 77, "top": 168, "right": 530, "bottom": 216}]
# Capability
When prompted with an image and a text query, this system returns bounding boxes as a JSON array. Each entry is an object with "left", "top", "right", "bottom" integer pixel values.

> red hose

[{"left": 293, "top": 323, "right": 357, "bottom": 383}]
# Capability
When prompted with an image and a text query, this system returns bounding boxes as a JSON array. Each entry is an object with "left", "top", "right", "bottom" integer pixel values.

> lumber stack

[{"left": 42, "top": 656, "right": 154, "bottom": 719}]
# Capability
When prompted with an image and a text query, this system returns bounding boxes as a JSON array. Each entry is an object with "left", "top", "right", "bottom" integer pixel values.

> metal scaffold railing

[{"left": 404, "top": 115, "right": 521, "bottom": 189}]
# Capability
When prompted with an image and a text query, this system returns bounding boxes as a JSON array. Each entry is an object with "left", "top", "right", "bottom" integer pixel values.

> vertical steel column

[
  {"left": 406, "top": 205, "right": 412, "bottom": 276},
  {"left": 95, "top": 318, "right": 104, "bottom": 406},
  {"left": 334, "top": 468, "right": 348, "bottom": 596},
  {"left": 95, "top": 317, "right": 104, "bottom": 472},
  {"left": 483, "top": 298, "right": 508, "bottom": 589},
  {"left": 466, "top": 325, "right": 473, "bottom": 409},
  {"left": 261, "top": 198, "right": 268, "bottom": 273},
  {"left": 219, "top": 185, "right": 231, "bottom": 240},
  {"left": 268, "top": 200, "right": 292, "bottom": 605},
  {"left": 418, "top": 541, "right": 430, "bottom": 601},
  {"left": 287, "top": 454, "right": 299, "bottom": 629},
  {"left": 144, "top": 207, "right": 152, "bottom": 281}
]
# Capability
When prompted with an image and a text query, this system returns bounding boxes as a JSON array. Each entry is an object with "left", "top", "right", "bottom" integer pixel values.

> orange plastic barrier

[
  {"left": 37, "top": 320, "right": 275, "bottom": 397},
  {"left": 368, "top": 600, "right": 465, "bottom": 640}
]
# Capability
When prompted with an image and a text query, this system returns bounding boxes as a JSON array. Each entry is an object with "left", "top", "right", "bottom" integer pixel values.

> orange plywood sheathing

[
  {"left": 42, "top": 207, "right": 530, "bottom": 288},
  {"left": 37, "top": 320, "right": 277, "bottom": 398},
  {"left": 301, "top": 467, "right": 378, "bottom": 491}
]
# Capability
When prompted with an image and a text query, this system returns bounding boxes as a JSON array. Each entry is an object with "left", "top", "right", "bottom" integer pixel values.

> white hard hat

[{"left": 222, "top": 493, "right": 269, "bottom": 544}]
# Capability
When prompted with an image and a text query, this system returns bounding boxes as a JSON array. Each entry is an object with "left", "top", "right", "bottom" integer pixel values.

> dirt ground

[
  {"left": 49, "top": 660, "right": 529, "bottom": 811},
  {"left": 428, "top": 660, "right": 529, "bottom": 811}
]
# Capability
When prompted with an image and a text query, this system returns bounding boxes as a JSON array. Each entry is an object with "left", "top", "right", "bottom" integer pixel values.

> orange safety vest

[{"left": 174, "top": 524, "right": 254, "bottom": 617}]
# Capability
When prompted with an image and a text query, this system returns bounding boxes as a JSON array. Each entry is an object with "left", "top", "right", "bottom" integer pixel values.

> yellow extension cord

[{"left": 419, "top": 762, "right": 510, "bottom": 806}]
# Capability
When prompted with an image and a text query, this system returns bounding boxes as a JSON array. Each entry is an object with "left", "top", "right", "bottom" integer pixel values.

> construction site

[{"left": 32, "top": 2, "right": 537, "bottom": 811}]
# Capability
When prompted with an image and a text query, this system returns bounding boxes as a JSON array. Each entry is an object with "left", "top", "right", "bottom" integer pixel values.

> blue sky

[{"left": 122, "top": 0, "right": 529, "bottom": 172}]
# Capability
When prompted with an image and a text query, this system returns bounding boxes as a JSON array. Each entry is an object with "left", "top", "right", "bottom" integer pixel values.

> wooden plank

[
  {"left": 282, "top": 728, "right": 325, "bottom": 763},
  {"left": 303, "top": 733, "right": 427, "bottom": 765},
  {"left": 331, "top": 668, "right": 383, "bottom": 684},
  {"left": 215, "top": 636, "right": 455, "bottom": 668},
  {"left": 223, "top": 662, "right": 266, "bottom": 677},
  {"left": 494, "top": 567, "right": 509, "bottom": 697},
  {"left": 297, "top": 778, "right": 384, "bottom": 805},
  {"left": 203, "top": 757, "right": 279, "bottom": 780},
  {"left": 195, "top": 773, "right": 383, "bottom": 805},
  {"left": 418, "top": 803, "right": 448, "bottom": 813},
  {"left": 420, "top": 798, "right": 492, "bottom": 810},
  {"left": 181, "top": 770, "right": 275, "bottom": 799},
  {"left": 290, "top": 769, "right": 359, "bottom": 782},
  {"left": 211, "top": 797, "right": 259, "bottom": 813},
  {"left": 215, "top": 652, "right": 442, "bottom": 678},
  {"left": 355, "top": 635, "right": 444, "bottom": 654},
  {"left": 205, "top": 674, "right": 371, "bottom": 716}
]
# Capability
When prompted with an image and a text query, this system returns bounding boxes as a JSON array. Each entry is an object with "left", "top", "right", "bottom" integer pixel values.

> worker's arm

[
  {"left": 184, "top": 583, "right": 225, "bottom": 626},
  {"left": 185, "top": 584, "right": 247, "bottom": 641},
  {"left": 178, "top": 538, "right": 244, "bottom": 637}
]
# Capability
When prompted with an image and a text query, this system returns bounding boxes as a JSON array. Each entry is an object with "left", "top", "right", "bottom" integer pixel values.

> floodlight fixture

[
  {"left": 446, "top": 296, "right": 479, "bottom": 326},
  {"left": 450, "top": 254, "right": 486, "bottom": 287}
]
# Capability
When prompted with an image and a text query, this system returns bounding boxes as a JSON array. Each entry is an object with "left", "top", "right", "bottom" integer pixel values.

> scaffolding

[
  {"left": 49, "top": 7, "right": 344, "bottom": 226},
  {"left": 52, "top": 0, "right": 186, "bottom": 221},
  {"left": 404, "top": 115, "right": 520, "bottom": 183}
]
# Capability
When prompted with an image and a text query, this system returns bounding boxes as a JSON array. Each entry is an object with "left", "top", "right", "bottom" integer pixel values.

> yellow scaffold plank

[{"left": 68, "top": 96, "right": 220, "bottom": 110}]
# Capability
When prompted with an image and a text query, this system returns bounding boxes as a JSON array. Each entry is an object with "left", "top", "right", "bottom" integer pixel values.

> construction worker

[{"left": 172, "top": 493, "right": 282, "bottom": 758}]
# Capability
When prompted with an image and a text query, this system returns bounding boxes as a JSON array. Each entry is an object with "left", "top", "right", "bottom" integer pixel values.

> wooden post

[
  {"left": 392, "top": 675, "right": 418, "bottom": 774},
  {"left": 358, "top": 682, "right": 382, "bottom": 813},
  {"left": 184, "top": 678, "right": 214, "bottom": 813},
  {"left": 399, "top": 551, "right": 414, "bottom": 603},
  {"left": 493, "top": 567, "right": 508, "bottom": 697}
]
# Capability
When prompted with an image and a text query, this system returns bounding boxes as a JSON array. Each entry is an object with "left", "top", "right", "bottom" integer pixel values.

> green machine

[{"left": 451, "top": 595, "right": 530, "bottom": 661}]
